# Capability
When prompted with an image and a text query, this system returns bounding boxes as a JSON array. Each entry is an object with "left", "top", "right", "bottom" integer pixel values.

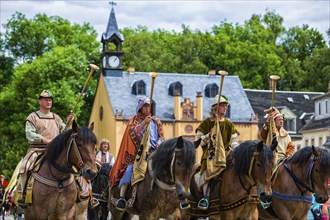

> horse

[
  {"left": 88, "top": 163, "right": 112, "bottom": 220},
  {"left": 24, "top": 121, "right": 98, "bottom": 220},
  {"left": 184, "top": 140, "right": 276, "bottom": 220},
  {"left": 258, "top": 146, "right": 330, "bottom": 220},
  {"left": 109, "top": 136, "right": 198, "bottom": 220}
]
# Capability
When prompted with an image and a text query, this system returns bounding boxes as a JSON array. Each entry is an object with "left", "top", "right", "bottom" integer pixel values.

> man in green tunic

[{"left": 195, "top": 95, "right": 239, "bottom": 210}]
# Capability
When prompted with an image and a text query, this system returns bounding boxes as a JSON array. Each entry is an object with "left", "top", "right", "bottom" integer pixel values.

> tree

[
  {"left": 301, "top": 47, "right": 330, "bottom": 92},
  {"left": 3, "top": 12, "right": 100, "bottom": 64},
  {"left": 0, "top": 46, "right": 96, "bottom": 176}
]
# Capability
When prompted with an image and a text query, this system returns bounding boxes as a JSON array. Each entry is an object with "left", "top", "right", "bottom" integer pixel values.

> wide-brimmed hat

[
  {"left": 38, "top": 90, "right": 53, "bottom": 99},
  {"left": 212, "top": 95, "right": 229, "bottom": 106}
]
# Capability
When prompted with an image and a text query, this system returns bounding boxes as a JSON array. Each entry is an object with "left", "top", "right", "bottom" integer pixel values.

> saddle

[{"left": 187, "top": 165, "right": 222, "bottom": 217}]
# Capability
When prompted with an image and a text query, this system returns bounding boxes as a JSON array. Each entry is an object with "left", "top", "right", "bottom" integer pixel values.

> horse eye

[
  {"left": 256, "top": 162, "right": 261, "bottom": 167},
  {"left": 176, "top": 161, "right": 182, "bottom": 166}
]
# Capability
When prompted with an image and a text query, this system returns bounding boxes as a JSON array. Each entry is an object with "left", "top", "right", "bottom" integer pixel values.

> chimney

[
  {"left": 174, "top": 94, "right": 181, "bottom": 120},
  {"left": 127, "top": 66, "right": 135, "bottom": 74},
  {"left": 196, "top": 91, "right": 203, "bottom": 121},
  {"left": 208, "top": 70, "right": 216, "bottom": 75}
]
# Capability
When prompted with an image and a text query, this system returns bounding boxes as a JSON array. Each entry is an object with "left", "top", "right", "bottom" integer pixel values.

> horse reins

[{"left": 270, "top": 155, "right": 318, "bottom": 203}]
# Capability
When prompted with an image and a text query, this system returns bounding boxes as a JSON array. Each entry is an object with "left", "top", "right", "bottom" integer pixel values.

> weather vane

[{"left": 109, "top": 1, "right": 117, "bottom": 7}]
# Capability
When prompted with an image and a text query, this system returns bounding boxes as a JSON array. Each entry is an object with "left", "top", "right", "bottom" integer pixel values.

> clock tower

[{"left": 101, "top": 2, "right": 124, "bottom": 77}]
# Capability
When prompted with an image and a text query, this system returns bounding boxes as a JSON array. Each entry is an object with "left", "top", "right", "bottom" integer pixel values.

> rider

[
  {"left": 195, "top": 95, "right": 239, "bottom": 210},
  {"left": 15, "top": 90, "right": 73, "bottom": 208},
  {"left": 259, "top": 107, "right": 295, "bottom": 164},
  {"left": 95, "top": 138, "right": 115, "bottom": 167},
  {"left": 109, "top": 96, "right": 164, "bottom": 211}
]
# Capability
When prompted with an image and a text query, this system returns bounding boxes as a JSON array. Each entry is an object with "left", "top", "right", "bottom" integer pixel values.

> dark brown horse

[
  {"left": 185, "top": 140, "right": 276, "bottom": 220},
  {"left": 24, "top": 121, "right": 97, "bottom": 220},
  {"left": 109, "top": 136, "right": 197, "bottom": 220},
  {"left": 259, "top": 146, "right": 330, "bottom": 220},
  {"left": 88, "top": 163, "right": 112, "bottom": 220}
]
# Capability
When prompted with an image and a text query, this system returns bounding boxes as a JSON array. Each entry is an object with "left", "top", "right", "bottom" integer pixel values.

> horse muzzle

[
  {"left": 314, "top": 193, "right": 329, "bottom": 204},
  {"left": 176, "top": 183, "right": 191, "bottom": 200},
  {"left": 81, "top": 165, "right": 97, "bottom": 180}
]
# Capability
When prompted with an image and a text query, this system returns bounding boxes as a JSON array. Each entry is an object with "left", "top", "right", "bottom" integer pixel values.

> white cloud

[{"left": 1, "top": 0, "right": 329, "bottom": 40}]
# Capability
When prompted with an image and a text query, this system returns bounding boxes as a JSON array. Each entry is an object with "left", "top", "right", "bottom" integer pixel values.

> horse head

[
  {"left": 233, "top": 140, "right": 274, "bottom": 203},
  {"left": 310, "top": 146, "right": 330, "bottom": 203},
  {"left": 152, "top": 136, "right": 196, "bottom": 201},
  {"left": 68, "top": 120, "right": 98, "bottom": 180},
  {"left": 173, "top": 136, "right": 197, "bottom": 200}
]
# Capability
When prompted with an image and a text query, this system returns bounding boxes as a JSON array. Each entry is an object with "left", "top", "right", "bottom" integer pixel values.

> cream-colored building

[{"left": 300, "top": 83, "right": 330, "bottom": 148}]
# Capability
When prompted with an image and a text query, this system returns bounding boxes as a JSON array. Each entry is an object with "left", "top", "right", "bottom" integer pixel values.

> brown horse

[
  {"left": 259, "top": 146, "right": 330, "bottom": 220},
  {"left": 24, "top": 121, "right": 97, "bottom": 220},
  {"left": 109, "top": 136, "right": 197, "bottom": 220},
  {"left": 184, "top": 140, "right": 276, "bottom": 220}
]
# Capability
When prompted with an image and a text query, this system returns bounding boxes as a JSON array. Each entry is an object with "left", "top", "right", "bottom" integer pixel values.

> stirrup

[
  {"left": 179, "top": 201, "right": 191, "bottom": 210},
  {"left": 198, "top": 197, "right": 209, "bottom": 210},
  {"left": 89, "top": 198, "right": 100, "bottom": 209},
  {"left": 116, "top": 197, "right": 127, "bottom": 211}
]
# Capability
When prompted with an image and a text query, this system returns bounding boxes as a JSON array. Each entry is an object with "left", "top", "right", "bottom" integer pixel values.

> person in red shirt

[{"left": 0, "top": 174, "right": 8, "bottom": 188}]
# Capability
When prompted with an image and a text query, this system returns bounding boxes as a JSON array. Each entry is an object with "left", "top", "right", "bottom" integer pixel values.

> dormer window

[
  {"left": 205, "top": 83, "right": 219, "bottom": 98},
  {"left": 169, "top": 82, "right": 182, "bottom": 96},
  {"left": 132, "top": 80, "right": 146, "bottom": 95}
]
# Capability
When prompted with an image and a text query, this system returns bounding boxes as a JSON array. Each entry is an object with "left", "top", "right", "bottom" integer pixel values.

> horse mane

[
  {"left": 44, "top": 126, "right": 97, "bottom": 165},
  {"left": 288, "top": 146, "right": 330, "bottom": 175},
  {"left": 228, "top": 140, "right": 274, "bottom": 175},
  {"left": 152, "top": 137, "right": 196, "bottom": 177}
]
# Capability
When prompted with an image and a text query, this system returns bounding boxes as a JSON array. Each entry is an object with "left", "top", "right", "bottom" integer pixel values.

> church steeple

[
  {"left": 102, "top": 2, "right": 124, "bottom": 42},
  {"left": 101, "top": 1, "right": 124, "bottom": 77}
]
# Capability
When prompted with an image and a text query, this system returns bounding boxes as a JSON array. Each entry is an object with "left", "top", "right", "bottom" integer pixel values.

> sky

[{"left": 0, "top": 0, "right": 329, "bottom": 42}]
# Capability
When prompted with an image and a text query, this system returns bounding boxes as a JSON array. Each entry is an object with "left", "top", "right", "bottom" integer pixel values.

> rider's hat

[
  {"left": 38, "top": 90, "right": 53, "bottom": 99},
  {"left": 212, "top": 95, "right": 229, "bottom": 107}
]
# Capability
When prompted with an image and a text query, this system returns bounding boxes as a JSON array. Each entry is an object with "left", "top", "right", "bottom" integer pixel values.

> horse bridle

[
  {"left": 284, "top": 154, "right": 319, "bottom": 194},
  {"left": 239, "top": 150, "right": 261, "bottom": 191},
  {"left": 32, "top": 132, "right": 85, "bottom": 189},
  {"left": 66, "top": 133, "right": 85, "bottom": 171},
  {"left": 150, "top": 149, "right": 179, "bottom": 191}
]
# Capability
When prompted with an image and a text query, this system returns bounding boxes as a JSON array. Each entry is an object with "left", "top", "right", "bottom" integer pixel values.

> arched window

[
  {"left": 204, "top": 83, "right": 218, "bottom": 98},
  {"left": 132, "top": 80, "right": 146, "bottom": 95},
  {"left": 169, "top": 82, "right": 183, "bottom": 96}
]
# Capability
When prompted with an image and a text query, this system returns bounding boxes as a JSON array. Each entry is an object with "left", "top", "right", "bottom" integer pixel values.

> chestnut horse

[
  {"left": 109, "top": 136, "right": 197, "bottom": 220},
  {"left": 24, "top": 121, "right": 97, "bottom": 220},
  {"left": 184, "top": 140, "right": 276, "bottom": 220},
  {"left": 259, "top": 146, "right": 330, "bottom": 220}
]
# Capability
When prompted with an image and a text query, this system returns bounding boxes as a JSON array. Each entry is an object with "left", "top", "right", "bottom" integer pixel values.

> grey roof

[
  {"left": 104, "top": 72, "right": 255, "bottom": 122},
  {"left": 244, "top": 89, "right": 324, "bottom": 133},
  {"left": 102, "top": 7, "right": 124, "bottom": 42},
  {"left": 300, "top": 117, "right": 330, "bottom": 131}
]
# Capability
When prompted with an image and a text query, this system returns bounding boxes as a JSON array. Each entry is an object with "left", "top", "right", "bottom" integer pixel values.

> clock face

[{"left": 108, "top": 55, "right": 120, "bottom": 68}]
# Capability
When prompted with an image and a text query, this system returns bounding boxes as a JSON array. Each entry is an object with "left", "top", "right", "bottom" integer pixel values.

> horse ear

[
  {"left": 194, "top": 138, "right": 202, "bottom": 148},
  {"left": 176, "top": 136, "right": 183, "bottom": 149},
  {"left": 89, "top": 122, "right": 94, "bottom": 131},
  {"left": 270, "top": 139, "right": 278, "bottom": 152},
  {"left": 257, "top": 141, "right": 264, "bottom": 152},
  {"left": 72, "top": 120, "right": 79, "bottom": 133},
  {"left": 312, "top": 145, "right": 320, "bottom": 157}
]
